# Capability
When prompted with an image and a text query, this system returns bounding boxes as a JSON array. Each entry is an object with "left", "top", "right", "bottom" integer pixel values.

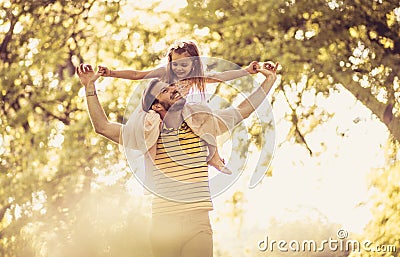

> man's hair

[{"left": 142, "top": 78, "right": 161, "bottom": 112}]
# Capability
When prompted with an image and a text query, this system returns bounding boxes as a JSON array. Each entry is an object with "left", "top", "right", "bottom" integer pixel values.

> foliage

[
  {"left": 183, "top": 2, "right": 400, "bottom": 256},
  {"left": 183, "top": 0, "right": 400, "bottom": 148},
  {"left": 350, "top": 157, "right": 400, "bottom": 257},
  {"left": 1, "top": 0, "right": 399, "bottom": 256},
  {"left": 0, "top": 0, "right": 176, "bottom": 256}
]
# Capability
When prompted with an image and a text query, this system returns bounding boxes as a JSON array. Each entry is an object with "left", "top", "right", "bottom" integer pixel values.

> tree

[
  {"left": 181, "top": 2, "right": 400, "bottom": 256},
  {"left": 0, "top": 0, "right": 179, "bottom": 255},
  {"left": 182, "top": 0, "right": 400, "bottom": 152},
  {"left": 350, "top": 143, "right": 400, "bottom": 257},
  {"left": 2, "top": 0, "right": 398, "bottom": 256}
]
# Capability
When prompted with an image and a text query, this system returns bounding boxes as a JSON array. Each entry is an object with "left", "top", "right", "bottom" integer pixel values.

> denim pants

[{"left": 150, "top": 210, "right": 213, "bottom": 257}]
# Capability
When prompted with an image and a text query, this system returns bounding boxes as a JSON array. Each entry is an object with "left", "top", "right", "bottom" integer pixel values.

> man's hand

[
  {"left": 76, "top": 64, "right": 100, "bottom": 87},
  {"left": 235, "top": 61, "right": 279, "bottom": 119}
]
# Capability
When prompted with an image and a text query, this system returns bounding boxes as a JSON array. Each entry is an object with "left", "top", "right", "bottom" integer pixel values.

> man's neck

[{"left": 161, "top": 109, "right": 184, "bottom": 129}]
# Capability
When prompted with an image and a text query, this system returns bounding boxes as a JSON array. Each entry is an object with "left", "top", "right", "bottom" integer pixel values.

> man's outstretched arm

[
  {"left": 236, "top": 62, "right": 278, "bottom": 119},
  {"left": 76, "top": 64, "right": 122, "bottom": 144},
  {"left": 212, "top": 62, "right": 278, "bottom": 135}
]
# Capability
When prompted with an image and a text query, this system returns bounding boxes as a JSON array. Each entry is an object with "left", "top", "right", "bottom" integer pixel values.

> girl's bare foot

[{"left": 208, "top": 154, "right": 232, "bottom": 175}]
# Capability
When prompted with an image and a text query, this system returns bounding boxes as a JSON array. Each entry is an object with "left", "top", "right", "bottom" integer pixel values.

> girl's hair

[{"left": 165, "top": 40, "right": 205, "bottom": 94}]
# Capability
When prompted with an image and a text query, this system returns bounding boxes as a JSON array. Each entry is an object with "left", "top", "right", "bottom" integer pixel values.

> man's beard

[{"left": 162, "top": 98, "right": 186, "bottom": 112}]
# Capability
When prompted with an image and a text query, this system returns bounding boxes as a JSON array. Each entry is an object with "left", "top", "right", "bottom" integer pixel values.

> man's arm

[
  {"left": 236, "top": 64, "right": 278, "bottom": 119},
  {"left": 76, "top": 64, "right": 122, "bottom": 144},
  {"left": 212, "top": 62, "right": 278, "bottom": 135}
]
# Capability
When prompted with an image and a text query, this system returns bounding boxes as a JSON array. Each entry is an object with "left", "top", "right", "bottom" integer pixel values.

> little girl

[{"left": 98, "top": 40, "right": 259, "bottom": 174}]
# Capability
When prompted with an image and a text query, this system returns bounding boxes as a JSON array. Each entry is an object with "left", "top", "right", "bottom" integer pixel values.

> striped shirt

[{"left": 151, "top": 122, "right": 213, "bottom": 215}]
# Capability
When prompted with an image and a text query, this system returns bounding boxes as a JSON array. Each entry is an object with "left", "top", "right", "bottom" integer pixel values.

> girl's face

[{"left": 170, "top": 51, "right": 194, "bottom": 79}]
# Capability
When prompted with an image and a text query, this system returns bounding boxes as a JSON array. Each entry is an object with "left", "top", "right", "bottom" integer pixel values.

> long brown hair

[{"left": 165, "top": 41, "right": 205, "bottom": 94}]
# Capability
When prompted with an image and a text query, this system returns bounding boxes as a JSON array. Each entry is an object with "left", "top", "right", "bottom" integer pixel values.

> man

[{"left": 76, "top": 61, "right": 278, "bottom": 257}]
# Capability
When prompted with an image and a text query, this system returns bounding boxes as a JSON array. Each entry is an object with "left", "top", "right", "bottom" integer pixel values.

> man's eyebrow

[
  {"left": 173, "top": 59, "right": 190, "bottom": 63},
  {"left": 159, "top": 86, "right": 169, "bottom": 92}
]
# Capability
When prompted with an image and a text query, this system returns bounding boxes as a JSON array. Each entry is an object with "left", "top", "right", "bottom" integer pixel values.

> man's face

[
  {"left": 151, "top": 81, "right": 185, "bottom": 111},
  {"left": 171, "top": 51, "right": 194, "bottom": 79}
]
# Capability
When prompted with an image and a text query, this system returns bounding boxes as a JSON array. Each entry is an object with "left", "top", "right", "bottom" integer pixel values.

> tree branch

[
  {"left": 281, "top": 86, "right": 313, "bottom": 155},
  {"left": 331, "top": 68, "right": 400, "bottom": 142}
]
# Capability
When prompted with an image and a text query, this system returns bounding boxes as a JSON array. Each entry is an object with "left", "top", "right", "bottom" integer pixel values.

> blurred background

[{"left": 0, "top": 0, "right": 399, "bottom": 256}]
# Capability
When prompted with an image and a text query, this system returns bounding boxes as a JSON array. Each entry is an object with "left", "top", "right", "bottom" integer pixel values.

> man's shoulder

[{"left": 182, "top": 102, "right": 213, "bottom": 114}]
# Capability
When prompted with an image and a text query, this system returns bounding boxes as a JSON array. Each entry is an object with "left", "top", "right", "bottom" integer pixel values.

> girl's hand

[
  {"left": 256, "top": 62, "right": 279, "bottom": 79},
  {"left": 98, "top": 65, "right": 111, "bottom": 77},
  {"left": 262, "top": 61, "right": 278, "bottom": 71},
  {"left": 246, "top": 61, "right": 260, "bottom": 74}
]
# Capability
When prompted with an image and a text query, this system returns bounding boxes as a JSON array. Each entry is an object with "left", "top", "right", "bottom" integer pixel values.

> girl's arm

[
  {"left": 98, "top": 66, "right": 165, "bottom": 80},
  {"left": 206, "top": 61, "right": 259, "bottom": 83}
]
